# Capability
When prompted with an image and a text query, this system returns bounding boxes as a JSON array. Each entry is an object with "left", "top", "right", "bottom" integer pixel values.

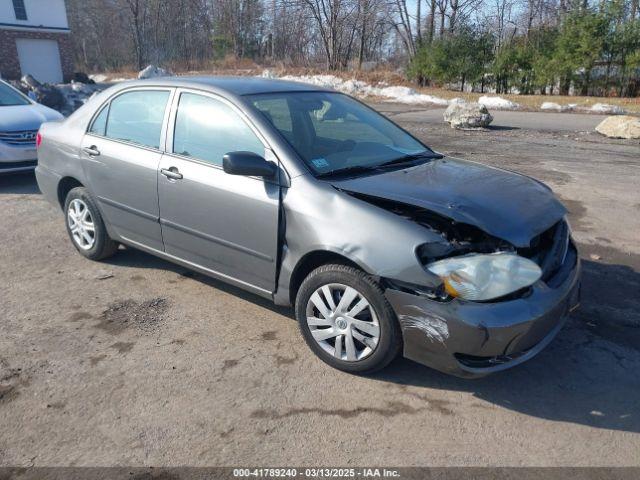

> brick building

[{"left": 0, "top": 0, "right": 73, "bottom": 83}]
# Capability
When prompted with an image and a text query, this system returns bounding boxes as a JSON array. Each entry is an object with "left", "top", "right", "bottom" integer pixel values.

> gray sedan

[{"left": 35, "top": 77, "right": 580, "bottom": 377}]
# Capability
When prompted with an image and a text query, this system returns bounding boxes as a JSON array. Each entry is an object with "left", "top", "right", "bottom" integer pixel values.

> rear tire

[
  {"left": 64, "top": 187, "right": 118, "bottom": 261},
  {"left": 295, "top": 264, "right": 402, "bottom": 374}
]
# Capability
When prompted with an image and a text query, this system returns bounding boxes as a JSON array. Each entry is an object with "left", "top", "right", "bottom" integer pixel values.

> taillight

[{"left": 36, "top": 132, "right": 42, "bottom": 148}]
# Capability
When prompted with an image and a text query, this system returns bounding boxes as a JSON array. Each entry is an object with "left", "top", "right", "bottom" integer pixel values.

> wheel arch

[
  {"left": 57, "top": 176, "right": 85, "bottom": 209},
  {"left": 288, "top": 249, "right": 369, "bottom": 306}
]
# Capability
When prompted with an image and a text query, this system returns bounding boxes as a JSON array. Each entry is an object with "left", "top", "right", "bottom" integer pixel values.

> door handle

[
  {"left": 160, "top": 167, "right": 183, "bottom": 180},
  {"left": 83, "top": 146, "right": 100, "bottom": 157}
]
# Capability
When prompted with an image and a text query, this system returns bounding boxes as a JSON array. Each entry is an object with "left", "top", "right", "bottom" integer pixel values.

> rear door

[
  {"left": 157, "top": 89, "right": 280, "bottom": 294},
  {"left": 81, "top": 88, "right": 174, "bottom": 251}
]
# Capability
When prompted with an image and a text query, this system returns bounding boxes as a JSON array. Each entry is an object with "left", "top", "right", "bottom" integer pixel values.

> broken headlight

[{"left": 426, "top": 252, "right": 542, "bottom": 301}]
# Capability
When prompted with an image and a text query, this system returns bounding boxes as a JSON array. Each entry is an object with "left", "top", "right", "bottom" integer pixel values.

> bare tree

[
  {"left": 427, "top": 0, "right": 436, "bottom": 42},
  {"left": 295, "top": 0, "right": 362, "bottom": 68},
  {"left": 448, "top": 0, "right": 480, "bottom": 33},
  {"left": 357, "top": 0, "right": 373, "bottom": 67},
  {"left": 389, "top": 0, "right": 417, "bottom": 57},
  {"left": 416, "top": 0, "right": 422, "bottom": 42},
  {"left": 63, "top": 0, "right": 639, "bottom": 101},
  {"left": 436, "top": 0, "right": 447, "bottom": 36},
  {"left": 122, "top": 0, "right": 148, "bottom": 69},
  {"left": 489, "top": 0, "right": 517, "bottom": 49}
]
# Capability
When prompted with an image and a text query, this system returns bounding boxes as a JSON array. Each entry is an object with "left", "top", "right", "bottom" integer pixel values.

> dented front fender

[{"left": 273, "top": 174, "right": 444, "bottom": 305}]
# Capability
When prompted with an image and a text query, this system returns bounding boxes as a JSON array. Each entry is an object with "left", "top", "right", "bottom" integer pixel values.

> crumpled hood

[
  {"left": 330, "top": 157, "right": 567, "bottom": 248},
  {"left": 0, "top": 104, "right": 63, "bottom": 132}
]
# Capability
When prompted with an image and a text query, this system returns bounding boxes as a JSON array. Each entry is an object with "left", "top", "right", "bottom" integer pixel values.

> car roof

[{"left": 124, "top": 76, "right": 331, "bottom": 96}]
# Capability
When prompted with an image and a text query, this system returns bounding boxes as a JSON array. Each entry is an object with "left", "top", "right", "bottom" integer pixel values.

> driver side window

[{"left": 173, "top": 93, "right": 264, "bottom": 166}]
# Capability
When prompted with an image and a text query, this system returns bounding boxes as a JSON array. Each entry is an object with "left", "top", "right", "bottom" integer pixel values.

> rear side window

[
  {"left": 173, "top": 93, "right": 264, "bottom": 166},
  {"left": 105, "top": 90, "right": 170, "bottom": 149},
  {"left": 89, "top": 105, "right": 108, "bottom": 136}
]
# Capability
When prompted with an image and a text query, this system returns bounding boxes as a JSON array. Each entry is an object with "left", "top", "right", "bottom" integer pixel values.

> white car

[{"left": 0, "top": 79, "right": 63, "bottom": 174}]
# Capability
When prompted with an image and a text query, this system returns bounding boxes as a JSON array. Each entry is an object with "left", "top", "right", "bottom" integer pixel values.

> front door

[
  {"left": 82, "top": 88, "right": 173, "bottom": 251},
  {"left": 158, "top": 90, "right": 280, "bottom": 294}
]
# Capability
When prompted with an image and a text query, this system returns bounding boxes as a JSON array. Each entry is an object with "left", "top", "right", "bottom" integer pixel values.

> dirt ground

[{"left": 0, "top": 107, "right": 639, "bottom": 467}]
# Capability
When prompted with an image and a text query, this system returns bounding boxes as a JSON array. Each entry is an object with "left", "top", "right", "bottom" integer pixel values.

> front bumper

[
  {"left": 0, "top": 141, "right": 38, "bottom": 174},
  {"left": 385, "top": 244, "right": 581, "bottom": 378},
  {"left": 0, "top": 159, "right": 37, "bottom": 174}
]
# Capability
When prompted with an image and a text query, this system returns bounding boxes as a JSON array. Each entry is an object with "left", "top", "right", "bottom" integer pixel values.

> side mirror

[{"left": 222, "top": 151, "right": 277, "bottom": 178}]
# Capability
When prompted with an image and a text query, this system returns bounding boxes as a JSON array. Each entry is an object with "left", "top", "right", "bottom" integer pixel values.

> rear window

[{"left": 104, "top": 90, "right": 170, "bottom": 149}]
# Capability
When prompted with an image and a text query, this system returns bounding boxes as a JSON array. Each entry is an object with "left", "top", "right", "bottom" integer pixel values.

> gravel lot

[{"left": 1, "top": 107, "right": 639, "bottom": 467}]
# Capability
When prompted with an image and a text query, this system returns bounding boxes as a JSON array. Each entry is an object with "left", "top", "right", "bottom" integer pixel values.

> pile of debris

[
  {"left": 7, "top": 65, "right": 175, "bottom": 116},
  {"left": 8, "top": 73, "right": 106, "bottom": 116}
]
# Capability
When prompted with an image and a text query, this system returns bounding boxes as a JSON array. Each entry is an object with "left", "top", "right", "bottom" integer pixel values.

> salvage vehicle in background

[
  {"left": 0, "top": 79, "right": 63, "bottom": 174},
  {"left": 34, "top": 77, "right": 581, "bottom": 377}
]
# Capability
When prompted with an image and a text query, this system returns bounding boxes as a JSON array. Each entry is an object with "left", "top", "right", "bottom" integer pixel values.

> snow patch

[
  {"left": 70, "top": 81, "right": 90, "bottom": 93},
  {"left": 89, "top": 73, "right": 109, "bottom": 83},
  {"left": 540, "top": 102, "right": 578, "bottom": 112},
  {"left": 138, "top": 65, "right": 173, "bottom": 79},
  {"left": 266, "top": 71, "right": 451, "bottom": 106},
  {"left": 589, "top": 103, "right": 625, "bottom": 115},
  {"left": 264, "top": 72, "right": 527, "bottom": 109},
  {"left": 541, "top": 102, "right": 565, "bottom": 111},
  {"left": 377, "top": 86, "right": 450, "bottom": 106},
  {"left": 478, "top": 96, "right": 520, "bottom": 109},
  {"left": 260, "top": 69, "right": 277, "bottom": 79}
]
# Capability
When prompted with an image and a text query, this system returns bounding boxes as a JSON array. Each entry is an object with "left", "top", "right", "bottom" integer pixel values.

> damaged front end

[{"left": 347, "top": 192, "right": 581, "bottom": 378}]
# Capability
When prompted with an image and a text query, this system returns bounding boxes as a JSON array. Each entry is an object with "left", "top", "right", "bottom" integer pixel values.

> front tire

[
  {"left": 64, "top": 187, "right": 118, "bottom": 261},
  {"left": 295, "top": 264, "right": 402, "bottom": 374}
]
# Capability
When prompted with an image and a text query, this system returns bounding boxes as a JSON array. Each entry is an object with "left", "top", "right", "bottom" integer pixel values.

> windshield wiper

[
  {"left": 316, "top": 164, "right": 383, "bottom": 179},
  {"left": 315, "top": 152, "right": 443, "bottom": 179},
  {"left": 377, "top": 151, "right": 444, "bottom": 169}
]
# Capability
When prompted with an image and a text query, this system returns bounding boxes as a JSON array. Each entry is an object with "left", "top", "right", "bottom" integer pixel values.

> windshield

[
  {"left": 0, "top": 81, "right": 31, "bottom": 107},
  {"left": 247, "top": 91, "right": 435, "bottom": 177}
]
